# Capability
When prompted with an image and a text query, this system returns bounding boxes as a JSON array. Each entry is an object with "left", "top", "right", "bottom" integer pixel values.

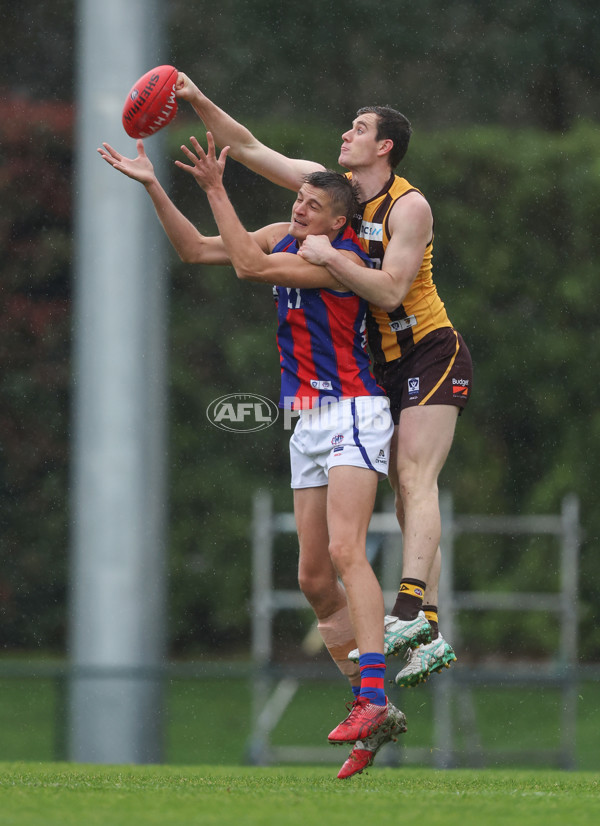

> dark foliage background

[{"left": 0, "top": 0, "right": 598, "bottom": 658}]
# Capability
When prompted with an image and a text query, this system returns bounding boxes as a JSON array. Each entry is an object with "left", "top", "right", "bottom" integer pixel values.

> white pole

[{"left": 69, "top": 0, "right": 168, "bottom": 763}]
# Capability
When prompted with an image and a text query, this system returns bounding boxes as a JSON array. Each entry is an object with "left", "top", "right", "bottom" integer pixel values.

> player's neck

[{"left": 350, "top": 165, "right": 395, "bottom": 203}]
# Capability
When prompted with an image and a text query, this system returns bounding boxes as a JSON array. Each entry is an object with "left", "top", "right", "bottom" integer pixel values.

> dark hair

[
  {"left": 356, "top": 105, "right": 412, "bottom": 169},
  {"left": 303, "top": 170, "right": 358, "bottom": 227}
]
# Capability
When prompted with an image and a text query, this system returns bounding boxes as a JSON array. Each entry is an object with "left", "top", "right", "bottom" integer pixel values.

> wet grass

[{"left": 1, "top": 762, "right": 599, "bottom": 826}]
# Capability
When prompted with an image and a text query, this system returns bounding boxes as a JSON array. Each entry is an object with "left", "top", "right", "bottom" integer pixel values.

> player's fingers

[
  {"left": 218, "top": 145, "right": 230, "bottom": 165},
  {"left": 205, "top": 131, "right": 216, "bottom": 155},
  {"left": 174, "top": 159, "right": 193, "bottom": 174},
  {"left": 188, "top": 136, "right": 206, "bottom": 157},
  {"left": 101, "top": 142, "right": 121, "bottom": 161},
  {"left": 180, "top": 144, "right": 201, "bottom": 163}
]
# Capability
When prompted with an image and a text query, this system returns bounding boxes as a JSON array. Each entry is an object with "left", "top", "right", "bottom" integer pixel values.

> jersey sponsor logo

[
  {"left": 408, "top": 377, "right": 420, "bottom": 396},
  {"left": 358, "top": 220, "right": 383, "bottom": 241},
  {"left": 310, "top": 380, "right": 333, "bottom": 390},
  {"left": 206, "top": 393, "right": 279, "bottom": 432},
  {"left": 389, "top": 315, "right": 417, "bottom": 333}
]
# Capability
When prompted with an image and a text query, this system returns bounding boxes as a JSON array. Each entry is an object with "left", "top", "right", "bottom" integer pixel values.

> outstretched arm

[
  {"left": 97, "top": 139, "right": 230, "bottom": 265},
  {"left": 176, "top": 133, "right": 357, "bottom": 289},
  {"left": 175, "top": 73, "right": 324, "bottom": 192}
]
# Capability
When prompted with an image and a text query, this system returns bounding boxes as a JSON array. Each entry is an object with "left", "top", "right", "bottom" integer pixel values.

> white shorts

[{"left": 289, "top": 396, "right": 393, "bottom": 489}]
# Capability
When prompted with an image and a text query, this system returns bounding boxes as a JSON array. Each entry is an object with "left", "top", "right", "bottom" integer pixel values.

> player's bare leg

[
  {"left": 295, "top": 486, "right": 360, "bottom": 687},
  {"left": 387, "top": 406, "right": 459, "bottom": 682},
  {"left": 325, "top": 465, "right": 384, "bottom": 658},
  {"left": 325, "top": 465, "right": 399, "bottom": 747},
  {"left": 393, "top": 404, "right": 459, "bottom": 585}
]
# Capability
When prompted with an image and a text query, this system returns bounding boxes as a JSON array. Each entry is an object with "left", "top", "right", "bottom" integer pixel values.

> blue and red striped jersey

[{"left": 272, "top": 227, "right": 385, "bottom": 410}]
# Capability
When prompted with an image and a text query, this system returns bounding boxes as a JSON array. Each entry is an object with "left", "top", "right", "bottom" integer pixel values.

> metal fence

[{"left": 247, "top": 491, "right": 581, "bottom": 768}]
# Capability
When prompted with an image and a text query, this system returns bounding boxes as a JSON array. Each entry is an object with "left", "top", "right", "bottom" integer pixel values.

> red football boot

[{"left": 328, "top": 696, "right": 389, "bottom": 744}]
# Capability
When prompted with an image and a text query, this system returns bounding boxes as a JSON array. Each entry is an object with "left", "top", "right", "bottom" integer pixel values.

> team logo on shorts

[
  {"left": 311, "top": 380, "right": 333, "bottom": 390},
  {"left": 331, "top": 434, "right": 344, "bottom": 445},
  {"left": 452, "top": 378, "right": 470, "bottom": 398},
  {"left": 408, "top": 377, "right": 420, "bottom": 397}
]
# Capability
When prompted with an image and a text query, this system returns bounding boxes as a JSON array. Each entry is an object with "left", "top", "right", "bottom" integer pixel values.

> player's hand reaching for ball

[
  {"left": 97, "top": 140, "right": 156, "bottom": 186},
  {"left": 174, "top": 72, "right": 199, "bottom": 102},
  {"left": 175, "top": 132, "right": 230, "bottom": 193}
]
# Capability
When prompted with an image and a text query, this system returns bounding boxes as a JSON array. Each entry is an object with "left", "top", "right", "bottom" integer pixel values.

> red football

[{"left": 122, "top": 65, "right": 178, "bottom": 139}]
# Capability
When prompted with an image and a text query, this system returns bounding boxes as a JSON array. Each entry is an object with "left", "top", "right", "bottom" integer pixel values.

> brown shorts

[{"left": 373, "top": 328, "right": 473, "bottom": 425}]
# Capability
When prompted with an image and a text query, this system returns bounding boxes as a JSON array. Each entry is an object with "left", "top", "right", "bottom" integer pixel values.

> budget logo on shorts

[
  {"left": 408, "top": 377, "right": 420, "bottom": 397},
  {"left": 206, "top": 393, "right": 279, "bottom": 432},
  {"left": 452, "top": 378, "right": 470, "bottom": 398}
]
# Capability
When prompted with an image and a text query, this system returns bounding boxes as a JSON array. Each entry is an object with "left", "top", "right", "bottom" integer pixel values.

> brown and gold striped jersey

[{"left": 347, "top": 172, "right": 453, "bottom": 365}]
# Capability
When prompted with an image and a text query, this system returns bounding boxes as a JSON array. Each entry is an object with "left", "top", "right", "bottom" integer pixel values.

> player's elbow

[
  {"left": 178, "top": 249, "right": 200, "bottom": 264},
  {"left": 234, "top": 264, "right": 255, "bottom": 281},
  {"left": 377, "top": 276, "right": 411, "bottom": 313},
  {"left": 377, "top": 293, "right": 405, "bottom": 313},
  {"left": 177, "top": 240, "right": 210, "bottom": 265}
]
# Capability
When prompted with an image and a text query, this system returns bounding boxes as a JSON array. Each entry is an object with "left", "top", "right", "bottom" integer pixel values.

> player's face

[
  {"left": 289, "top": 184, "right": 344, "bottom": 241},
  {"left": 338, "top": 112, "right": 381, "bottom": 170}
]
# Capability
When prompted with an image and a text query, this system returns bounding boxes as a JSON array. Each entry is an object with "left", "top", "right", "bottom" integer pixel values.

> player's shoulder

[
  {"left": 252, "top": 221, "right": 290, "bottom": 252},
  {"left": 388, "top": 183, "right": 432, "bottom": 229}
]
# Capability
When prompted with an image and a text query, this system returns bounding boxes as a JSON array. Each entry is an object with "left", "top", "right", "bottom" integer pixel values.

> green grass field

[
  {"left": 1, "top": 667, "right": 599, "bottom": 825},
  {"left": 1, "top": 763, "right": 599, "bottom": 826}
]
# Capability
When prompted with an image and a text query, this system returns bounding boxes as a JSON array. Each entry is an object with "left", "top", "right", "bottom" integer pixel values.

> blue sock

[
  {"left": 352, "top": 685, "right": 360, "bottom": 699},
  {"left": 358, "top": 652, "right": 386, "bottom": 706}
]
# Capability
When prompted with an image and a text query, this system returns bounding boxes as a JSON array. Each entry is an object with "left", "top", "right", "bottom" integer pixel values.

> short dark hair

[
  {"left": 303, "top": 170, "right": 357, "bottom": 227},
  {"left": 356, "top": 105, "right": 412, "bottom": 169}
]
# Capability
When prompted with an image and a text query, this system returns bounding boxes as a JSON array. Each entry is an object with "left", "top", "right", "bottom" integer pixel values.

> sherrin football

[{"left": 122, "top": 65, "right": 178, "bottom": 139}]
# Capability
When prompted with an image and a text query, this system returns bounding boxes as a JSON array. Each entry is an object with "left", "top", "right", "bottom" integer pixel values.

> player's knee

[
  {"left": 397, "top": 461, "right": 437, "bottom": 502},
  {"left": 327, "top": 538, "right": 355, "bottom": 576},
  {"left": 298, "top": 569, "right": 332, "bottom": 605}
]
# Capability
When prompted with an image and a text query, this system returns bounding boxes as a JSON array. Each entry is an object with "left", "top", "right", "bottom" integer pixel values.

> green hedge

[{"left": 1, "top": 106, "right": 598, "bottom": 658}]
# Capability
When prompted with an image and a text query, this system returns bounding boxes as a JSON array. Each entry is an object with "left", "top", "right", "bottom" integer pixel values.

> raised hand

[
  {"left": 174, "top": 132, "right": 230, "bottom": 193},
  {"left": 174, "top": 72, "right": 200, "bottom": 102},
  {"left": 97, "top": 140, "right": 156, "bottom": 186}
]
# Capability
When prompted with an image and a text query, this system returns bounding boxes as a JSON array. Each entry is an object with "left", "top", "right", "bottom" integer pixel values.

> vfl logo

[
  {"left": 408, "top": 377, "right": 420, "bottom": 397},
  {"left": 206, "top": 394, "right": 279, "bottom": 432},
  {"left": 310, "top": 380, "right": 333, "bottom": 390},
  {"left": 389, "top": 315, "right": 417, "bottom": 333}
]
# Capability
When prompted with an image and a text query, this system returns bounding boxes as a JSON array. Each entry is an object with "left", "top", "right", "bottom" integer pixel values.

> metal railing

[{"left": 247, "top": 491, "right": 581, "bottom": 767}]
